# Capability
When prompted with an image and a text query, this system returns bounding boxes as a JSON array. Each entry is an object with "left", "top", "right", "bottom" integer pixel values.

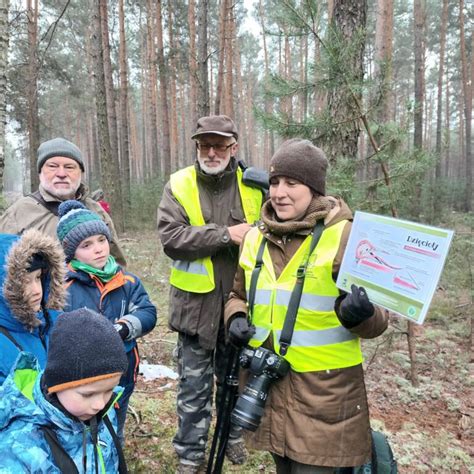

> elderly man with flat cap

[
  {"left": 0, "top": 137, "right": 126, "bottom": 266},
  {"left": 157, "top": 115, "right": 264, "bottom": 473}
]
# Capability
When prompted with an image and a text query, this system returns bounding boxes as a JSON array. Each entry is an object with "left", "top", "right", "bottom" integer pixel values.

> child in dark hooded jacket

[
  {"left": 0, "top": 229, "right": 66, "bottom": 383},
  {"left": 57, "top": 200, "right": 157, "bottom": 442}
]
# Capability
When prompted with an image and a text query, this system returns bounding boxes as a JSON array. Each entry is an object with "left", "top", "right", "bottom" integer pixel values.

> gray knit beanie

[
  {"left": 44, "top": 309, "right": 128, "bottom": 394},
  {"left": 57, "top": 200, "right": 111, "bottom": 262},
  {"left": 269, "top": 139, "right": 328, "bottom": 196},
  {"left": 37, "top": 138, "right": 85, "bottom": 172}
]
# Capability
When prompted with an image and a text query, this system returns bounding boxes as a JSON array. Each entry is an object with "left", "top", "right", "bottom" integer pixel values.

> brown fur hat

[{"left": 3, "top": 229, "right": 67, "bottom": 331}]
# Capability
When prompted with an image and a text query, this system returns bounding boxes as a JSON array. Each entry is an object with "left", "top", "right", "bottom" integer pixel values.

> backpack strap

[
  {"left": 103, "top": 415, "right": 128, "bottom": 474},
  {"left": 29, "top": 191, "right": 60, "bottom": 216},
  {"left": 0, "top": 326, "right": 23, "bottom": 351},
  {"left": 41, "top": 426, "right": 79, "bottom": 474}
]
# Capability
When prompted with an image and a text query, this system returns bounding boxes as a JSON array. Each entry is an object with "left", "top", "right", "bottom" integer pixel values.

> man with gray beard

[
  {"left": 157, "top": 115, "right": 264, "bottom": 473},
  {"left": 0, "top": 137, "right": 126, "bottom": 266}
]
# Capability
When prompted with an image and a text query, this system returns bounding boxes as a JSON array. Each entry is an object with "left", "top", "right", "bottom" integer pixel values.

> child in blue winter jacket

[
  {"left": 57, "top": 200, "right": 157, "bottom": 441},
  {"left": 0, "top": 309, "right": 129, "bottom": 473},
  {"left": 0, "top": 229, "right": 66, "bottom": 384}
]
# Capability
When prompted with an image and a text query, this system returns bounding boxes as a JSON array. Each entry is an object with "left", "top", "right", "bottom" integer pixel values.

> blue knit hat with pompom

[{"left": 57, "top": 200, "right": 111, "bottom": 262}]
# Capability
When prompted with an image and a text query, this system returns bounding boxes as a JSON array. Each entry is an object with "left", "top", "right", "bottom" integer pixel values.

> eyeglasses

[{"left": 196, "top": 142, "right": 236, "bottom": 153}]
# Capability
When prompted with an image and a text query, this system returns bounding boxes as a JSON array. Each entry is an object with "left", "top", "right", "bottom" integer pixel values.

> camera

[{"left": 231, "top": 346, "right": 290, "bottom": 432}]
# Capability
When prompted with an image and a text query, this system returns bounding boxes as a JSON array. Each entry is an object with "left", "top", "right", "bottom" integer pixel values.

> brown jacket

[
  {"left": 157, "top": 159, "right": 263, "bottom": 350},
  {"left": 225, "top": 197, "right": 388, "bottom": 467},
  {"left": 0, "top": 184, "right": 126, "bottom": 267}
]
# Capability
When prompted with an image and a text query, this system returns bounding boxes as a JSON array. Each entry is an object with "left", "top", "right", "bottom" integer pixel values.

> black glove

[
  {"left": 114, "top": 322, "right": 130, "bottom": 341},
  {"left": 338, "top": 284, "right": 374, "bottom": 328},
  {"left": 228, "top": 314, "right": 256, "bottom": 347}
]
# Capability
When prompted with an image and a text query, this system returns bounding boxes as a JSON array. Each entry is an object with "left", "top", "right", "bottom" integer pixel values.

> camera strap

[
  {"left": 279, "top": 220, "right": 325, "bottom": 356},
  {"left": 247, "top": 237, "right": 267, "bottom": 320}
]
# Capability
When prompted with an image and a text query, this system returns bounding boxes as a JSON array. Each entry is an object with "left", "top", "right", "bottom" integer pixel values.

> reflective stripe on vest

[
  {"left": 239, "top": 221, "right": 363, "bottom": 372},
  {"left": 169, "top": 165, "right": 262, "bottom": 293}
]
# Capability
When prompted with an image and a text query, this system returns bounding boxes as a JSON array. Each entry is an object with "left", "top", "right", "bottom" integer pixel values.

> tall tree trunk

[
  {"left": 99, "top": 0, "right": 119, "bottom": 167},
  {"left": 434, "top": 0, "right": 448, "bottom": 211},
  {"left": 459, "top": 0, "right": 472, "bottom": 211},
  {"left": 197, "top": 0, "right": 210, "bottom": 117},
  {"left": 234, "top": 35, "right": 247, "bottom": 162},
  {"left": 258, "top": 0, "right": 271, "bottom": 165},
  {"left": 167, "top": 1, "right": 179, "bottom": 171},
  {"left": 324, "top": 0, "right": 367, "bottom": 162},
  {"left": 118, "top": 0, "right": 131, "bottom": 216},
  {"left": 224, "top": 0, "right": 235, "bottom": 118},
  {"left": 145, "top": 0, "right": 159, "bottom": 177},
  {"left": 444, "top": 67, "right": 450, "bottom": 178},
  {"left": 156, "top": 0, "right": 171, "bottom": 179},
  {"left": 92, "top": 0, "right": 123, "bottom": 231},
  {"left": 413, "top": 0, "right": 424, "bottom": 151},
  {"left": 27, "top": 0, "right": 40, "bottom": 191},
  {"left": 188, "top": 0, "right": 198, "bottom": 141},
  {"left": 0, "top": 0, "right": 9, "bottom": 192},
  {"left": 214, "top": 0, "right": 227, "bottom": 115}
]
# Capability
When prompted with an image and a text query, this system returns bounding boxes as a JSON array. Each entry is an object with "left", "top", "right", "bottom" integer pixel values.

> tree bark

[
  {"left": 324, "top": 0, "right": 367, "bottom": 163},
  {"left": 197, "top": 0, "right": 210, "bottom": 117},
  {"left": 27, "top": 0, "right": 40, "bottom": 191},
  {"left": 188, "top": 0, "right": 198, "bottom": 129},
  {"left": 214, "top": 0, "right": 227, "bottom": 115},
  {"left": 0, "top": 0, "right": 9, "bottom": 192},
  {"left": 434, "top": 0, "right": 448, "bottom": 202},
  {"left": 99, "top": 0, "right": 119, "bottom": 168},
  {"left": 156, "top": 0, "right": 171, "bottom": 179},
  {"left": 92, "top": 0, "right": 123, "bottom": 231},
  {"left": 459, "top": 0, "right": 472, "bottom": 211},
  {"left": 118, "top": 0, "right": 131, "bottom": 215}
]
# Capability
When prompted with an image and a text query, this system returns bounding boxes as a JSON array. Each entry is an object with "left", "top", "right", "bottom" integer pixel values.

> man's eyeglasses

[{"left": 196, "top": 142, "right": 236, "bottom": 153}]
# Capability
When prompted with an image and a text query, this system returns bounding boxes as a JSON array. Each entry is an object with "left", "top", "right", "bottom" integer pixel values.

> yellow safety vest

[
  {"left": 169, "top": 165, "right": 263, "bottom": 293},
  {"left": 239, "top": 221, "right": 363, "bottom": 372}
]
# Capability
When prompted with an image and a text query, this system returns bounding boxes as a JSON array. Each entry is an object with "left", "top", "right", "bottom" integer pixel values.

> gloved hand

[
  {"left": 114, "top": 322, "right": 130, "bottom": 341},
  {"left": 228, "top": 313, "right": 256, "bottom": 347},
  {"left": 338, "top": 284, "right": 374, "bottom": 328}
]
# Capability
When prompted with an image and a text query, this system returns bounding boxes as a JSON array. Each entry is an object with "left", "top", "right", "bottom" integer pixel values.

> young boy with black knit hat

[
  {"left": 57, "top": 200, "right": 157, "bottom": 442},
  {"left": 0, "top": 309, "right": 129, "bottom": 472}
]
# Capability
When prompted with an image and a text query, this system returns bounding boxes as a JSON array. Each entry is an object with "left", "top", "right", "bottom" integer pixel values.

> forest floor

[{"left": 121, "top": 224, "right": 473, "bottom": 474}]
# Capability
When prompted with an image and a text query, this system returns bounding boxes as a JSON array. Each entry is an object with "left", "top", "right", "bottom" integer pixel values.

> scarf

[
  {"left": 70, "top": 256, "right": 119, "bottom": 282},
  {"left": 260, "top": 195, "right": 334, "bottom": 236}
]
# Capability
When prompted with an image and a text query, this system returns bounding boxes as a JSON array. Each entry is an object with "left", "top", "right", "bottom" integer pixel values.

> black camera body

[{"left": 231, "top": 346, "right": 290, "bottom": 432}]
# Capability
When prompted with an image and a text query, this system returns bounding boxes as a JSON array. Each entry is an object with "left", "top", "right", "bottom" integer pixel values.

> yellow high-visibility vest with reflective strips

[
  {"left": 169, "top": 165, "right": 263, "bottom": 293},
  {"left": 239, "top": 221, "right": 363, "bottom": 372}
]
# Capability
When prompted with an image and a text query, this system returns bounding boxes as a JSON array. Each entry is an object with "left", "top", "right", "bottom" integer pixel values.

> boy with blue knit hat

[{"left": 57, "top": 200, "right": 157, "bottom": 442}]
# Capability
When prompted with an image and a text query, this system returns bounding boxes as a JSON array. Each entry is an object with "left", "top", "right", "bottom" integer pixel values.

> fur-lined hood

[{"left": 0, "top": 229, "right": 66, "bottom": 331}]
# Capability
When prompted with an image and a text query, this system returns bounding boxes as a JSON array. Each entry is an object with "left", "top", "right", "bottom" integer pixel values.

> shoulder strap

[
  {"left": 103, "top": 415, "right": 128, "bottom": 474},
  {"left": 279, "top": 220, "right": 325, "bottom": 356},
  {"left": 42, "top": 426, "right": 80, "bottom": 474},
  {"left": 247, "top": 236, "right": 267, "bottom": 321},
  {"left": 29, "top": 191, "right": 60, "bottom": 217},
  {"left": 0, "top": 326, "right": 23, "bottom": 351}
]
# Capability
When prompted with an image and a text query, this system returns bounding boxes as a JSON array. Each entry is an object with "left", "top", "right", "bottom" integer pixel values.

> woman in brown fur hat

[{"left": 0, "top": 229, "right": 66, "bottom": 383}]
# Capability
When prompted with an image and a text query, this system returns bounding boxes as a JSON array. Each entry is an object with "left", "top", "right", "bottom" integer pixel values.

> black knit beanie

[
  {"left": 37, "top": 137, "right": 85, "bottom": 172},
  {"left": 43, "top": 309, "right": 128, "bottom": 394},
  {"left": 269, "top": 138, "right": 328, "bottom": 196}
]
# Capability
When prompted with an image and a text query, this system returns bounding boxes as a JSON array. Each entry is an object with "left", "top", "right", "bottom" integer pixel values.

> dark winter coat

[
  {"left": 65, "top": 266, "right": 157, "bottom": 354},
  {"left": 225, "top": 196, "right": 389, "bottom": 468},
  {"left": 157, "top": 158, "right": 263, "bottom": 350},
  {"left": 0, "top": 230, "right": 66, "bottom": 383}
]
